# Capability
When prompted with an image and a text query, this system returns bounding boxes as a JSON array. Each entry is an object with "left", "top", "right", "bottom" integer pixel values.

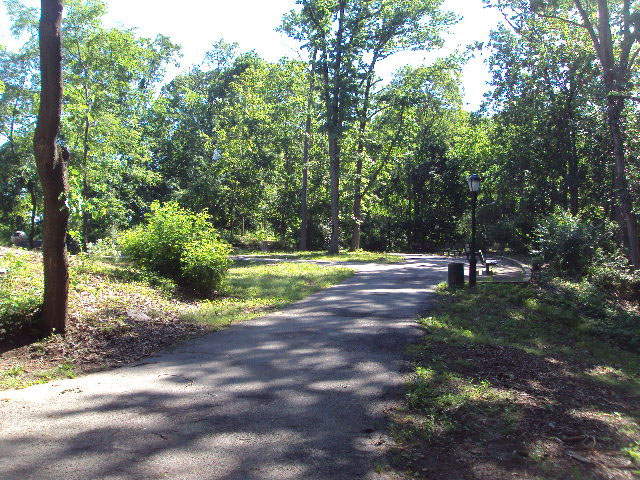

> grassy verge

[
  {"left": 233, "top": 250, "right": 402, "bottom": 263},
  {"left": 390, "top": 281, "right": 640, "bottom": 480},
  {"left": 0, "top": 247, "right": 354, "bottom": 389},
  {"left": 184, "top": 262, "right": 354, "bottom": 327}
]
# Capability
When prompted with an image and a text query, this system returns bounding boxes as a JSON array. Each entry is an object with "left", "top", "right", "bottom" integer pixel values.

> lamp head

[{"left": 467, "top": 174, "right": 481, "bottom": 193}]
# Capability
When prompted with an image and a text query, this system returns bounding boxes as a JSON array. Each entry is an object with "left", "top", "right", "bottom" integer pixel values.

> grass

[
  {"left": 391, "top": 280, "right": 640, "bottom": 479},
  {"left": 183, "top": 262, "right": 354, "bottom": 328},
  {"left": 0, "top": 247, "right": 354, "bottom": 389},
  {"left": 233, "top": 249, "right": 402, "bottom": 263},
  {"left": 0, "top": 363, "right": 75, "bottom": 390}
]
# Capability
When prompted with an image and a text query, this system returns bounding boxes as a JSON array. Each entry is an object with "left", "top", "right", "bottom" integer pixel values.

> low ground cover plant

[
  {"left": 0, "top": 246, "right": 354, "bottom": 389},
  {"left": 390, "top": 282, "right": 640, "bottom": 479}
]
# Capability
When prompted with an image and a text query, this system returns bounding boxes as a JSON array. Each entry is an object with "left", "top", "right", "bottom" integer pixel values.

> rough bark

[
  {"left": 328, "top": 131, "right": 341, "bottom": 254},
  {"left": 299, "top": 50, "right": 316, "bottom": 251},
  {"left": 573, "top": 0, "right": 640, "bottom": 266},
  {"left": 325, "top": 1, "right": 346, "bottom": 255},
  {"left": 607, "top": 96, "right": 640, "bottom": 266},
  {"left": 82, "top": 112, "right": 89, "bottom": 249},
  {"left": 33, "top": 0, "right": 69, "bottom": 335}
]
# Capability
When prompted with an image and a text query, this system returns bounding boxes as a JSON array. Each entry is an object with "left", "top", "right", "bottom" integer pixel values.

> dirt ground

[{"left": 389, "top": 341, "right": 640, "bottom": 480}]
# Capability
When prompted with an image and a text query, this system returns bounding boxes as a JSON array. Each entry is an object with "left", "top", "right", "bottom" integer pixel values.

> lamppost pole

[
  {"left": 470, "top": 190, "right": 477, "bottom": 287},
  {"left": 467, "top": 174, "right": 481, "bottom": 287}
]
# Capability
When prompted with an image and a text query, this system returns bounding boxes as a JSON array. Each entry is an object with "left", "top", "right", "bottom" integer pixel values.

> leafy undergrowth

[
  {"left": 0, "top": 247, "right": 353, "bottom": 389},
  {"left": 389, "top": 281, "right": 640, "bottom": 480},
  {"left": 234, "top": 249, "right": 402, "bottom": 263}
]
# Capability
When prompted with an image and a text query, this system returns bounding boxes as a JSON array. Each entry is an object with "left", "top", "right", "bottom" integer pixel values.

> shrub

[
  {"left": 0, "top": 250, "right": 42, "bottom": 338},
  {"left": 120, "top": 202, "right": 231, "bottom": 295},
  {"left": 87, "top": 238, "right": 121, "bottom": 259},
  {"left": 181, "top": 240, "right": 230, "bottom": 296},
  {"left": 588, "top": 253, "right": 640, "bottom": 302},
  {"left": 534, "top": 210, "right": 615, "bottom": 277}
]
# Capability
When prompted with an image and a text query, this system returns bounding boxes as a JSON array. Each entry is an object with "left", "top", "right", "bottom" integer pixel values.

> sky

[{"left": 0, "top": 0, "right": 504, "bottom": 110}]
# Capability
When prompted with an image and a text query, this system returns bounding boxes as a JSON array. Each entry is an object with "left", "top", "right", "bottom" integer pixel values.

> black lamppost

[{"left": 468, "top": 174, "right": 481, "bottom": 287}]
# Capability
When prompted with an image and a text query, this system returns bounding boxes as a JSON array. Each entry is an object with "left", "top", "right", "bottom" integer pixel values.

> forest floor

[
  {"left": 388, "top": 281, "right": 640, "bottom": 480},
  {"left": 0, "top": 246, "right": 354, "bottom": 389}
]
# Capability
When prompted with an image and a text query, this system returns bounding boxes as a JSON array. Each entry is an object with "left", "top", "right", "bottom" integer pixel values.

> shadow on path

[{"left": 0, "top": 255, "right": 449, "bottom": 480}]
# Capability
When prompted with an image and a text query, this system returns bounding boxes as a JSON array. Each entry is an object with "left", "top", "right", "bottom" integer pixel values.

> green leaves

[{"left": 120, "top": 202, "right": 232, "bottom": 296}]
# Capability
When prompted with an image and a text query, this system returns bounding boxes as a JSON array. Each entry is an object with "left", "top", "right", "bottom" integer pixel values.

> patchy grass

[
  {"left": 184, "top": 262, "right": 354, "bottom": 328},
  {"left": 390, "top": 281, "right": 640, "bottom": 480},
  {"left": 234, "top": 250, "right": 403, "bottom": 264},
  {"left": 0, "top": 247, "right": 354, "bottom": 389}
]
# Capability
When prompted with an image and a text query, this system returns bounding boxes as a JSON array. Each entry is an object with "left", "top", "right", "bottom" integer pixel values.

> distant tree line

[{"left": 1, "top": 0, "right": 638, "bottom": 266}]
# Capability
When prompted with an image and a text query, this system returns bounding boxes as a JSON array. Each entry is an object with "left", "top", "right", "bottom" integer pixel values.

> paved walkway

[{"left": 0, "top": 255, "right": 449, "bottom": 480}]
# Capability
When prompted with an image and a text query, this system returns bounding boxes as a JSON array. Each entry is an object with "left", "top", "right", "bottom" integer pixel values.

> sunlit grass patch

[
  {"left": 185, "top": 262, "right": 354, "bottom": 327},
  {"left": 235, "top": 250, "right": 402, "bottom": 263},
  {"left": 1, "top": 247, "right": 354, "bottom": 390},
  {"left": 392, "top": 280, "right": 640, "bottom": 479},
  {"left": 0, "top": 362, "right": 75, "bottom": 390}
]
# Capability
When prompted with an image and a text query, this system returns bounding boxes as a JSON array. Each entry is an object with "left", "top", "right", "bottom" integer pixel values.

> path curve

[{"left": 0, "top": 255, "right": 449, "bottom": 480}]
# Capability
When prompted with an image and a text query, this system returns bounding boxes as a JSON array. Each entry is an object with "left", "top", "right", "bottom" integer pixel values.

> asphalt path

[{"left": 0, "top": 255, "right": 449, "bottom": 480}]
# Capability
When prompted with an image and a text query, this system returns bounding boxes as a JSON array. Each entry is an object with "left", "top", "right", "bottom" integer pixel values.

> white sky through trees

[{"left": 0, "top": 0, "right": 502, "bottom": 110}]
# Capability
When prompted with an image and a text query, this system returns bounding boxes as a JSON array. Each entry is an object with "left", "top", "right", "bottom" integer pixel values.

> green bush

[
  {"left": 120, "top": 202, "right": 231, "bottom": 295},
  {"left": 534, "top": 210, "right": 615, "bottom": 277},
  {"left": 0, "top": 251, "right": 42, "bottom": 338},
  {"left": 181, "top": 240, "right": 230, "bottom": 296},
  {"left": 87, "top": 238, "right": 121, "bottom": 259},
  {"left": 589, "top": 253, "right": 640, "bottom": 302}
]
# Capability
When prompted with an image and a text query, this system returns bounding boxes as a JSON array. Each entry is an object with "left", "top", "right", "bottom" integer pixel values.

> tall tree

[
  {"left": 34, "top": 0, "right": 69, "bottom": 334},
  {"left": 283, "top": 0, "right": 453, "bottom": 252},
  {"left": 490, "top": 0, "right": 640, "bottom": 265},
  {"left": 299, "top": 49, "right": 317, "bottom": 251}
]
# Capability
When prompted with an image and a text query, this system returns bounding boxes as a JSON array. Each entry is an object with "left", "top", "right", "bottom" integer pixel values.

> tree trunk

[
  {"left": 573, "top": 0, "right": 640, "bottom": 266},
  {"left": 607, "top": 96, "right": 640, "bottom": 266},
  {"left": 328, "top": 129, "right": 340, "bottom": 254},
  {"left": 350, "top": 114, "right": 367, "bottom": 251},
  {"left": 33, "top": 0, "right": 69, "bottom": 336},
  {"left": 299, "top": 50, "right": 316, "bottom": 251},
  {"left": 326, "top": 1, "right": 346, "bottom": 255},
  {"left": 350, "top": 58, "right": 377, "bottom": 252},
  {"left": 82, "top": 113, "right": 90, "bottom": 250}
]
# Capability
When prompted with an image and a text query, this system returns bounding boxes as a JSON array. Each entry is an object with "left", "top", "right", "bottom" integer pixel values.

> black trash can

[{"left": 448, "top": 262, "right": 464, "bottom": 288}]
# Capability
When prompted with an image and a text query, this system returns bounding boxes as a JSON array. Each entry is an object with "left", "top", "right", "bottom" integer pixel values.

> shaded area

[
  {"left": 1, "top": 258, "right": 352, "bottom": 389},
  {"left": 390, "top": 283, "right": 640, "bottom": 480},
  {"left": 0, "top": 256, "right": 449, "bottom": 480}
]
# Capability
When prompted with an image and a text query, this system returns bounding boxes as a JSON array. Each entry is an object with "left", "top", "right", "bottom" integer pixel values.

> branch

[
  {"left": 630, "top": 45, "right": 640, "bottom": 67},
  {"left": 573, "top": 0, "right": 602, "bottom": 60},
  {"left": 618, "top": 0, "right": 635, "bottom": 70},
  {"left": 534, "top": 11, "right": 587, "bottom": 30}
]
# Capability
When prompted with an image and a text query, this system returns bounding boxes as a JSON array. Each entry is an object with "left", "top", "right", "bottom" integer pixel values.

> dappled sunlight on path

[{"left": 0, "top": 255, "right": 449, "bottom": 480}]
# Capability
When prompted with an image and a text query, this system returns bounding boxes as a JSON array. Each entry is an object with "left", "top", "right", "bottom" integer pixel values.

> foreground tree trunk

[
  {"left": 33, "top": 0, "right": 69, "bottom": 335},
  {"left": 607, "top": 96, "right": 640, "bottom": 266}
]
